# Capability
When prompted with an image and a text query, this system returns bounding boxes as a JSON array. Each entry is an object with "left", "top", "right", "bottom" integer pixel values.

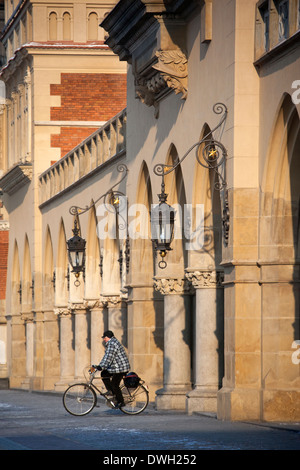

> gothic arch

[
  {"left": 44, "top": 226, "right": 54, "bottom": 309},
  {"left": 189, "top": 123, "right": 222, "bottom": 268},
  {"left": 63, "top": 12, "right": 72, "bottom": 41},
  {"left": 162, "top": 143, "right": 187, "bottom": 274},
  {"left": 130, "top": 161, "right": 153, "bottom": 282},
  {"left": 260, "top": 94, "right": 300, "bottom": 259},
  {"left": 22, "top": 235, "right": 32, "bottom": 313},
  {"left": 11, "top": 240, "right": 21, "bottom": 314},
  {"left": 87, "top": 12, "right": 99, "bottom": 41},
  {"left": 85, "top": 203, "right": 101, "bottom": 298},
  {"left": 101, "top": 198, "right": 121, "bottom": 296},
  {"left": 56, "top": 219, "right": 68, "bottom": 306},
  {"left": 258, "top": 93, "right": 300, "bottom": 398},
  {"left": 49, "top": 11, "right": 58, "bottom": 41}
]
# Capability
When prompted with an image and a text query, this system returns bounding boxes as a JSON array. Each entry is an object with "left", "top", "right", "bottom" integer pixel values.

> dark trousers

[{"left": 101, "top": 370, "right": 124, "bottom": 404}]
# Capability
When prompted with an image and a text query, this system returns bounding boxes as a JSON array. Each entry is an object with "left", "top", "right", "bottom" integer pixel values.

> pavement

[{"left": 0, "top": 389, "right": 299, "bottom": 456}]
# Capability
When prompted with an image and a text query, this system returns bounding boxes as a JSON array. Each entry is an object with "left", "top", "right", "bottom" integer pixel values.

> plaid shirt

[{"left": 99, "top": 337, "right": 130, "bottom": 374}]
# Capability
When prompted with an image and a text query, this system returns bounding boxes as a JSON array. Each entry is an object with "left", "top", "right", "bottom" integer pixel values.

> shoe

[
  {"left": 103, "top": 391, "right": 114, "bottom": 399},
  {"left": 116, "top": 402, "right": 125, "bottom": 409}
]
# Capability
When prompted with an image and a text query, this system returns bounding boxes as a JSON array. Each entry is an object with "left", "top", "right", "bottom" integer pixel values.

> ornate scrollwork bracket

[
  {"left": 153, "top": 103, "right": 230, "bottom": 246},
  {"left": 69, "top": 163, "right": 128, "bottom": 218}
]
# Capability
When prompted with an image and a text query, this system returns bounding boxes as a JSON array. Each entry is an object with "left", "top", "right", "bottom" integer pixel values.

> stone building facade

[
  {"left": 0, "top": 0, "right": 127, "bottom": 388},
  {"left": 0, "top": 0, "right": 300, "bottom": 422}
]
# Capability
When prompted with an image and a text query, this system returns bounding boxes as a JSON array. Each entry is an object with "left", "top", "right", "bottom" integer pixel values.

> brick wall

[
  {"left": 0, "top": 230, "right": 9, "bottom": 301},
  {"left": 51, "top": 127, "right": 98, "bottom": 158},
  {"left": 50, "top": 73, "right": 127, "bottom": 157}
]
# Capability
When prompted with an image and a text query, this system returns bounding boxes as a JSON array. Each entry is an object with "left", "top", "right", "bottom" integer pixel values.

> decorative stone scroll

[
  {"left": 154, "top": 277, "right": 194, "bottom": 295},
  {"left": 185, "top": 270, "right": 224, "bottom": 288}
]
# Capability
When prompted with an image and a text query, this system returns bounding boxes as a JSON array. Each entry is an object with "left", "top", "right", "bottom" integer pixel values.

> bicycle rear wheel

[
  {"left": 63, "top": 383, "right": 96, "bottom": 416},
  {"left": 120, "top": 384, "right": 149, "bottom": 415}
]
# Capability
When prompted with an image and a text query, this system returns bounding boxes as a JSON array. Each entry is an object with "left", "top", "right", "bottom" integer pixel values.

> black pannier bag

[{"left": 124, "top": 371, "right": 140, "bottom": 388}]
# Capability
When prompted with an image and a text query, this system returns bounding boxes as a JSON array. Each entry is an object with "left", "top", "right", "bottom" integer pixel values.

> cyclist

[{"left": 93, "top": 330, "right": 130, "bottom": 408}]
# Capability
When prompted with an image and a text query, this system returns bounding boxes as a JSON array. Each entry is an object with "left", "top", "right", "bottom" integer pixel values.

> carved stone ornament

[
  {"left": 152, "top": 50, "right": 188, "bottom": 99},
  {"left": 135, "top": 49, "right": 188, "bottom": 117},
  {"left": 185, "top": 270, "right": 224, "bottom": 289},
  {"left": 154, "top": 277, "right": 194, "bottom": 295},
  {"left": 83, "top": 299, "right": 105, "bottom": 309},
  {"left": 106, "top": 295, "right": 127, "bottom": 307},
  {"left": 68, "top": 302, "right": 86, "bottom": 312},
  {"left": 54, "top": 307, "right": 71, "bottom": 316}
]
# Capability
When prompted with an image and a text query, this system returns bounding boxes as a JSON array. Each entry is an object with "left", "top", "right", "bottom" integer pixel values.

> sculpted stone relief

[{"left": 135, "top": 49, "right": 188, "bottom": 117}]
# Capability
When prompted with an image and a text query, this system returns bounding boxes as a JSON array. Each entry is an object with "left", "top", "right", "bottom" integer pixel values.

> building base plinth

[
  {"left": 186, "top": 388, "right": 217, "bottom": 415},
  {"left": 54, "top": 378, "right": 75, "bottom": 392},
  {"left": 217, "top": 387, "right": 300, "bottom": 422},
  {"left": 155, "top": 387, "right": 191, "bottom": 411}
]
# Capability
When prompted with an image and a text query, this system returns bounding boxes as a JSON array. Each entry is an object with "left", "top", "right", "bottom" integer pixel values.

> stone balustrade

[{"left": 39, "top": 108, "right": 126, "bottom": 206}]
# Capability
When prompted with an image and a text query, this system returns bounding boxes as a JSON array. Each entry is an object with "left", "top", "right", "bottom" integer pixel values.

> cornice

[
  {"left": 0, "top": 42, "right": 110, "bottom": 81},
  {"left": 101, "top": 0, "right": 197, "bottom": 116},
  {"left": 0, "top": 162, "right": 32, "bottom": 195}
]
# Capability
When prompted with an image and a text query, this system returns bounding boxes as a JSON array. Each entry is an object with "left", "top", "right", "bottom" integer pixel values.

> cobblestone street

[{"left": 0, "top": 390, "right": 299, "bottom": 455}]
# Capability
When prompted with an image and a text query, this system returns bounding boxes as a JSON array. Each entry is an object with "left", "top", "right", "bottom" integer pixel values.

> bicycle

[{"left": 63, "top": 367, "right": 149, "bottom": 416}]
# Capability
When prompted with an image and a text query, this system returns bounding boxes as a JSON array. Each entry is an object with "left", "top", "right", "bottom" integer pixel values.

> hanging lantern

[
  {"left": 151, "top": 200, "right": 175, "bottom": 268},
  {"left": 66, "top": 220, "right": 86, "bottom": 279}
]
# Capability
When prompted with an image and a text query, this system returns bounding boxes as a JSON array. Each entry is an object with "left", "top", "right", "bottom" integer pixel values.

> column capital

[
  {"left": 54, "top": 307, "right": 71, "bottom": 316},
  {"left": 185, "top": 269, "right": 224, "bottom": 288},
  {"left": 153, "top": 277, "right": 194, "bottom": 295},
  {"left": 68, "top": 302, "right": 86, "bottom": 312},
  {"left": 105, "top": 295, "right": 125, "bottom": 307},
  {"left": 83, "top": 298, "right": 107, "bottom": 309}
]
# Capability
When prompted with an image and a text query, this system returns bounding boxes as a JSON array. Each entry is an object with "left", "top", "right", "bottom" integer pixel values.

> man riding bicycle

[{"left": 93, "top": 330, "right": 130, "bottom": 409}]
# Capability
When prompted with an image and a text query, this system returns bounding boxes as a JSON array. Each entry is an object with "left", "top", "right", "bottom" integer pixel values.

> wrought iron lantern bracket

[
  {"left": 67, "top": 164, "right": 129, "bottom": 286},
  {"left": 152, "top": 103, "right": 230, "bottom": 268}
]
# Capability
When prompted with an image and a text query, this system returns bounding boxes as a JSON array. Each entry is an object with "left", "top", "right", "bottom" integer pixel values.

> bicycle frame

[{"left": 87, "top": 368, "right": 148, "bottom": 405}]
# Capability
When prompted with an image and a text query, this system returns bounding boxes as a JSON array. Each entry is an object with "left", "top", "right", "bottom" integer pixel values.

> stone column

[
  {"left": 153, "top": 278, "right": 193, "bottom": 410},
  {"left": 72, "top": 303, "right": 90, "bottom": 380},
  {"left": 8, "top": 314, "right": 26, "bottom": 388},
  {"left": 84, "top": 298, "right": 108, "bottom": 365},
  {"left": 21, "top": 313, "right": 34, "bottom": 390},
  {"left": 106, "top": 295, "right": 128, "bottom": 349},
  {"left": 185, "top": 270, "right": 224, "bottom": 414},
  {"left": 54, "top": 307, "right": 75, "bottom": 391}
]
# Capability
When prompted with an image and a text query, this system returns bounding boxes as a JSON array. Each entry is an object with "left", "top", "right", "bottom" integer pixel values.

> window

[
  {"left": 49, "top": 12, "right": 57, "bottom": 41},
  {"left": 88, "top": 12, "right": 98, "bottom": 41},
  {"left": 259, "top": 2, "right": 270, "bottom": 51},
  {"left": 63, "top": 12, "right": 71, "bottom": 41},
  {"left": 277, "top": 0, "right": 289, "bottom": 40}
]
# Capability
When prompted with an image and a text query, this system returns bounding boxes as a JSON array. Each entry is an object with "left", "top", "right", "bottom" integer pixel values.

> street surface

[{"left": 0, "top": 390, "right": 299, "bottom": 456}]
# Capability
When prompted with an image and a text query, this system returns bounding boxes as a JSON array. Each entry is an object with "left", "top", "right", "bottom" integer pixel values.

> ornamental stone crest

[
  {"left": 152, "top": 50, "right": 188, "bottom": 99},
  {"left": 135, "top": 49, "right": 188, "bottom": 118}
]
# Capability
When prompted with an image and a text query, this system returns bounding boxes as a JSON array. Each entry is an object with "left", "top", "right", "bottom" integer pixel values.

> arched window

[
  {"left": 88, "top": 12, "right": 98, "bottom": 41},
  {"left": 49, "top": 12, "right": 57, "bottom": 41},
  {"left": 63, "top": 12, "right": 72, "bottom": 41}
]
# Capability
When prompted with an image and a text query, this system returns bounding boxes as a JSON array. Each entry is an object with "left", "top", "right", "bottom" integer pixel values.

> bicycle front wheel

[
  {"left": 120, "top": 384, "right": 149, "bottom": 415},
  {"left": 63, "top": 383, "right": 96, "bottom": 416}
]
